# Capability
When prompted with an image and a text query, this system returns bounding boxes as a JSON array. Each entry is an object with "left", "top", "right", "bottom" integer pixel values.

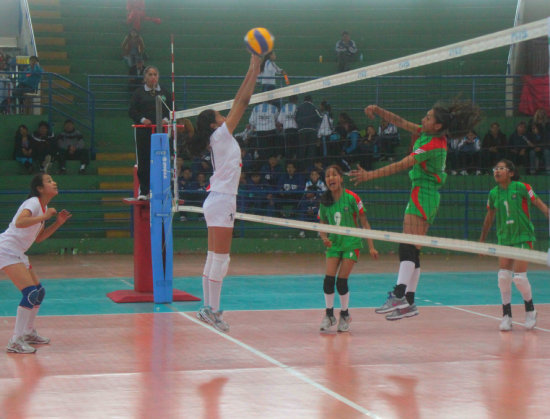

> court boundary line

[{"left": 177, "top": 311, "right": 381, "bottom": 418}]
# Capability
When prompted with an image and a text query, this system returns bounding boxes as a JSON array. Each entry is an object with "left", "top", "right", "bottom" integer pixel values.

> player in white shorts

[
  {"left": 185, "top": 53, "right": 261, "bottom": 332},
  {"left": 0, "top": 174, "right": 71, "bottom": 353}
]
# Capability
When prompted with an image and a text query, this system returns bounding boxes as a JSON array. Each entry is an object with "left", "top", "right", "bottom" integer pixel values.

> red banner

[{"left": 518, "top": 75, "right": 550, "bottom": 116}]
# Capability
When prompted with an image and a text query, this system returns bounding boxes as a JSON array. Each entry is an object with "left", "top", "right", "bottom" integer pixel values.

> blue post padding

[{"left": 150, "top": 133, "right": 174, "bottom": 303}]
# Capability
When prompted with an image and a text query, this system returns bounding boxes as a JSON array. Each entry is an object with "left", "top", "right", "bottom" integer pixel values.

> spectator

[
  {"left": 12, "top": 56, "right": 42, "bottom": 113},
  {"left": 318, "top": 101, "right": 337, "bottom": 163},
  {"left": 189, "top": 172, "right": 208, "bottom": 207},
  {"left": 260, "top": 155, "right": 283, "bottom": 188},
  {"left": 340, "top": 113, "right": 361, "bottom": 163},
  {"left": 507, "top": 121, "right": 532, "bottom": 170},
  {"left": 295, "top": 95, "right": 322, "bottom": 170},
  {"left": 240, "top": 172, "right": 273, "bottom": 215},
  {"left": 457, "top": 130, "right": 482, "bottom": 175},
  {"left": 0, "top": 53, "right": 12, "bottom": 114},
  {"left": 56, "top": 119, "right": 90, "bottom": 174},
  {"left": 358, "top": 125, "right": 379, "bottom": 170},
  {"left": 31, "top": 121, "right": 55, "bottom": 173},
  {"left": 277, "top": 161, "right": 305, "bottom": 217},
  {"left": 277, "top": 95, "right": 299, "bottom": 159},
  {"left": 122, "top": 29, "right": 145, "bottom": 67},
  {"left": 481, "top": 122, "right": 507, "bottom": 172},
  {"left": 335, "top": 31, "right": 358, "bottom": 72},
  {"left": 377, "top": 119, "right": 400, "bottom": 161},
  {"left": 527, "top": 124, "right": 545, "bottom": 175},
  {"left": 259, "top": 51, "right": 286, "bottom": 92},
  {"left": 128, "top": 65, "right": 169, "bottom": 199},
  {"left": 128, "top": 57, "right": 146, "bottom": 93},
  {"left": 178, "top": 167, "right": 194, "bottom": 221},
  {"left": 13, "top": 125, "right": 33, "bottom": 173},
  {"left": 446, "top": 135, "right": 461, "bottom": 175},
  {"left": 175, "top": 117, "right": 194, "bottom": 178},
  {"left": 190, "top": 152, "right": 213, "bottom": 177},
  {"left": 298, "top": 168, "right": 327, "bottom": 224},
  {"left": 240, "top": 147, "right": 254, "bottom": 174},
  {"left": 126, "top": 0, "right": 161, "bottom": 31},
  {"left": 249, "top": 101, "right": 279, "bottom": 162}
]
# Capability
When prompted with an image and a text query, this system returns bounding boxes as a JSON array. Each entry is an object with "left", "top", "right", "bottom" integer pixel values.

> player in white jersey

[
  {"left": 0, "top": 174, "right": 71, "bottom": 353},
  {"left": 186, "top": 54, "right": 261, "bottom": 332}
]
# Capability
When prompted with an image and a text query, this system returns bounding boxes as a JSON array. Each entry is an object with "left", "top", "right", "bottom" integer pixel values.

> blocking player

[
  {"left": 350, "top": 101, "right": 481, "bottom": 320},
  {"left": 480, "top": 159, "right": 549, "bottom": 331}
]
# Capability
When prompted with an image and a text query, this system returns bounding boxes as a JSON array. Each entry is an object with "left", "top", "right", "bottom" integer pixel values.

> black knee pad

[
  {"left": 336, "top": 277, "right": 349, "bottom": 295},
  {"left": 323, "top": 275, "right": 335, "bottom": 294},
  {"left": 399, "top": 243, "right": 417, "bottom": 262}
]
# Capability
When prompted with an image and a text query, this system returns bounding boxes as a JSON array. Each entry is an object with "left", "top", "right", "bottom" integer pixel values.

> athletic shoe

[
  {"left": 460, "top": 170, "right": 468, "bottom": 176},
  {"left": 337, "top": 312, "right": 351, "bottom": 332},
  {"left": 137, "top": 194, "right": 148, "bottom": 201},
  {"left": 6, "top": 336, "right": 36, "bottom": 354},
  {"left": 499, "top": 315, "right": 513, "bottom": 331},
  {"left": 197, "top": 306, "right": 214, "bottom": 325},
  {"left": 211, "top": 310, "right": 230, "bottom": 333},
  {"left": 525, "top": 310, "right": 537, "bottom": 330},
  {"left": 320, "top": 314, "right": 337, "bottom": 331},
  {"left": 23, "top": 329, "right": 50, "bottom": 345},
  {"left": 385, "top": 304, "right": 419, "bottom": 321},
  {"left": 375, "top": 292, "right": 409, "bottom": 314}
]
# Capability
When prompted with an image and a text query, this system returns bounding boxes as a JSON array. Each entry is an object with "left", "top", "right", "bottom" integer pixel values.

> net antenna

[{"left": 174, "top": 18, "right": 550, "bottom": 119}]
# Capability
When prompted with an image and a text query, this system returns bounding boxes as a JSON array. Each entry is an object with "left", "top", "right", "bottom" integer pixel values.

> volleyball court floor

[{"left": 1, "top": 253, "right": 550, "bottom": 418}]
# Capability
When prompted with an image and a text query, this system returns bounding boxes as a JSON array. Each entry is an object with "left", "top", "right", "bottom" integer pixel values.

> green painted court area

[{"left": 1, "top": 271, "right": 549, "bottom": 317}]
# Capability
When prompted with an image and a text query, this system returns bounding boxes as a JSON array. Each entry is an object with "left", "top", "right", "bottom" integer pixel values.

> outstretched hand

[
  {"left": 349, "top": 164, "right": 370, "bottom": 185},
  {"left": 364, "top": 105, "right": 378, "bottom": 119},
  {"left": 55, "top": 209, "right": 72, "bottom": 226}
]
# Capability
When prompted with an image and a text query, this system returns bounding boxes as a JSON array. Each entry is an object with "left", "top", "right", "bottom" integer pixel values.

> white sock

[
  {"left": 324, "top": 293, "right": 335, "bottom": 310},
  {"left": 397, "top": 261, "right": 415, "bottom": 287},
  {"left": 339, "top": 293, "right": 350, "bottom": 311},
  {"left": 208, "top": 253, "right": 230, "bottom": 312},
  {"left": 25, "top": 306, "right": 40, "bottom": 334},
  {"left": 13, "top": 306, "right": 33, "bottom": 339},
  {"left": 202, "top": 251, "right": 214, "bottom": 307}
]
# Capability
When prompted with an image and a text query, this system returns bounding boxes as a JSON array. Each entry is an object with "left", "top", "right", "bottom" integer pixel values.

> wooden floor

[{"left": 1, "top": 253, "right": 550, "bottom": 418}]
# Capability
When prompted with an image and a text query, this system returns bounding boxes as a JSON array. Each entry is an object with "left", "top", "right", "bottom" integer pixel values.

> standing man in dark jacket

[{"left": 295, "top": 95, "right": 322, "bottom": 171}]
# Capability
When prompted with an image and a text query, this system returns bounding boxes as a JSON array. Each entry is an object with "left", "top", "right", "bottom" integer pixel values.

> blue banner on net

[{"left": 150, "top": 133, "right": 174, "bottom": 303}]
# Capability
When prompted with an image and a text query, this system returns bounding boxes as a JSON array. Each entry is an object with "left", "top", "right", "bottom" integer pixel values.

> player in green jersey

[
  {"left": 318, "top": 165, "right": 378, "bottom": 332},
  {"left": 350, "top": 101, "right": 481, "bottom": 320},
  {"left": 480, "top": 159, "right": 549, "bottom": 331}
]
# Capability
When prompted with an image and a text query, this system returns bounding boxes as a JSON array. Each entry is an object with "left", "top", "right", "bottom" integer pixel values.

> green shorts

[
  {"left": 509, "top": 241, "right": 533, "bottom": 250},
  {"left": 404, "top": 185, "right": 440, "bottom": 224},
  {"left": 326, "top": 248, "right": 359, "bottom": 262}
]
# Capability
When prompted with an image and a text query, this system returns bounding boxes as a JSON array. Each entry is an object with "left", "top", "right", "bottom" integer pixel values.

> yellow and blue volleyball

[{"left": 244, "top": 27, "right": 274, "bottom": 56}]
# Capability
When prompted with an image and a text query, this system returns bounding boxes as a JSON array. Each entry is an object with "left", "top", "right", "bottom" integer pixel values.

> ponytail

[
  {"left": 433, "top": 99, "right": 482, "bottom": 138},
  {"left": 186, "top": 109, "right": 215, "bottom": 157}
]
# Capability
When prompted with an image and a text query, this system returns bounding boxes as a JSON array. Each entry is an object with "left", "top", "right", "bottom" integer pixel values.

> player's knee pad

[
  {"left": 399, "top": 243, "right": 416, "bottom": 263},
  {"left": 497, "top": 269, "right": 513, "bottom": 289},
  {"left": 513, "top": 272, "right": 532, "bottom": 299},
  {"left": 336, "top": 277, "right": 349, "bottom": 295},
  {"left": 210, "top": 253, "right": 230, "bottom": 282},
  {"left": 323, "top": 275, "right": 335, "bottom": 294},
  {"left": 20, "top": 285, "right": 39, "bottom": 309},
  {"left": 36, "top": 286, "right": 46, "bottom": 305},
  {"left": 203, "top": 251, "right": 214, "bottom": 278}
]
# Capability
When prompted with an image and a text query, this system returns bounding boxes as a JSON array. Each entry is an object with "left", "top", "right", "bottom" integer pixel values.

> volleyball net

[{"left": 171, "top": 18, "right": 550, "bottom": 266}]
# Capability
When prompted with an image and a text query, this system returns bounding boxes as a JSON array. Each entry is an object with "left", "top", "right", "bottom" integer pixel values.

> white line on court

[
  {"left": 177, "top": 311, "right": 382, "bottom": 419},
  {"left": 421, "top": 300, "right": 550, "bottom": 333}
]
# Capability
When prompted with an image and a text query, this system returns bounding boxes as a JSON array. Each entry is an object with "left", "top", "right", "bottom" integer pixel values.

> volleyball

[{"left": 244, "top": 27, "right": 274, "bottom": 56}]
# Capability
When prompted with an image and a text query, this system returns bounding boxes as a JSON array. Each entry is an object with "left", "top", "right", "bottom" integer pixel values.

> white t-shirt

[
  {"left": 260, "top": 60, "right": 283, "bottom": 86},
  {"left": 277, "top": 103, "right": 298, "bottom": 130},
  {"left": 208, "top": 122, "right": 242, "bottom": 195},
  {"left": 249, "top": 103, "right": 279, "bottom": 132},
  {"left": 0, "top": 197, "right": 45, "bottom": 254}
]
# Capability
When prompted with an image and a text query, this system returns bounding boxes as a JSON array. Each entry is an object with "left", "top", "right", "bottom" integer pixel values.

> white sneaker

[
  {"left": 6, "top": 336, "right": 37, "bottom": 354},
  {"left": 460, "top": 170, "right": 468, "bottom": 176},
  {"left": 320, "top": 314, "right": 337, "bottom": 331},
  {"left": 23, "top": 329, "right": 50, "bottom": 344},
  {"left": 475, "top": 170, "right": 482, "bottom": 175},
  {"left": 298, "top": 231, "right": 306, "bottom": 238},
  {"left": 337, "top": 312, "right": 351, "bottom": 332},
  {"left": 211, "top": 310, "right": 230, "bottom": 333},
  {"left": 137, "top": 194, "right": 148, "bottom": 201},
  {"left": 450, "top": 170, "right": 457, "bottom": 175},
  {"left": 499, "top": 315, "right": 512, "bottom": 331},
  {"left": 525, "top": 310, "right": 537, "bottom": 330}
]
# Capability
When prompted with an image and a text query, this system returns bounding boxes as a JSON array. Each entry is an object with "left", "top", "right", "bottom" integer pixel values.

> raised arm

[
  {"left": 365, "top": 105, "right": 418, "bottom": 134},
  {"left": 225, "top": 54, "right": 262, "bottom": 134},
  {"left": 349, "top": 154, "right": 416, "bottom": 184}
]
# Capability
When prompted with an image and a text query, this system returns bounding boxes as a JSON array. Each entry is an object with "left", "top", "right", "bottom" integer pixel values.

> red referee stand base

[
  {"left": 107, "top": 289, "right": 200, "bottom": 304},
  {"left": 106, "top": 172, "right": 200, "bottom": 304}
]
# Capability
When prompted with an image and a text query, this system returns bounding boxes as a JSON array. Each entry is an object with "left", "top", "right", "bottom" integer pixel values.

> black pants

[
  {"left": 58, "top": 148, "right": 90, "bottom": 169},
  {"left": 135, "top": 127, "right": 151, "bottom": 195}
]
